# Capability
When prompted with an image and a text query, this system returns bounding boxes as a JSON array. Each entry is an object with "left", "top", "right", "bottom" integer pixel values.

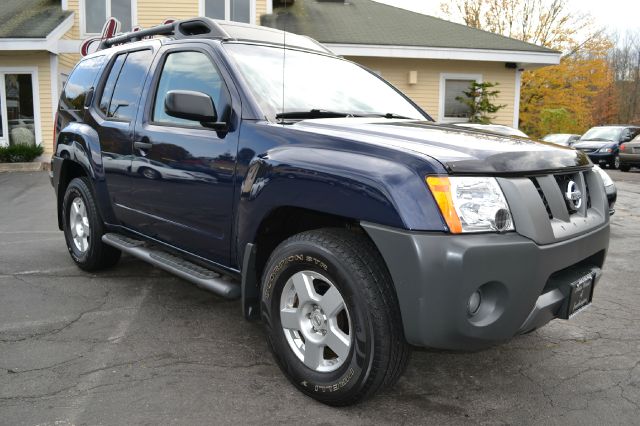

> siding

[
  {"left": 348, "top": 57, "right": 517, "bottom": 126},
  {"left": 256, "top": 0, "right": 267, "bottom": 21},
  {"left": 137, "top": 0, "right": 199, "bottom": 28},
  {"left": 0, "top": 51, "right": 53, "bottom": 155},
  {"left": 64, "top": 0, "right": 81, "bottom": 39},
  {"left": 59, "top": 53, "right": 81, "bottom": 75}
]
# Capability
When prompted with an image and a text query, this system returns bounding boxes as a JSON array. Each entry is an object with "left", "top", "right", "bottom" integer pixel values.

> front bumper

[
  {"left": 362, "top": 222, "right": 609, "bottom": 350},
  {"left": 605, "top": 184, "right": 617, "bottom": 215},
  {"left": 584, "top": 151, "right": 615, "bottom": 165}
]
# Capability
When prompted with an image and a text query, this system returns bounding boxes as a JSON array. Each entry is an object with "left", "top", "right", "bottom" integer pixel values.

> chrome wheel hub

[
  {"left": 69, "top": 196, "right": 90, "bottom": 253},
  {"left": 280, "top": 270, "right": 351, "bottom": 373}
]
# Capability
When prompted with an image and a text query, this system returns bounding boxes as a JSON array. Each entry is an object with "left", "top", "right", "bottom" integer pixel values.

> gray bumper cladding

[{"left": 361, "top": 222, "right": 609, "bottom": 351}]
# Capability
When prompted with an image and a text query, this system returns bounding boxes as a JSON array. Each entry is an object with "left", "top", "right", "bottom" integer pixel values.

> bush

[{"left": 0, "top": 144, "right": 44, "bottom": 163}]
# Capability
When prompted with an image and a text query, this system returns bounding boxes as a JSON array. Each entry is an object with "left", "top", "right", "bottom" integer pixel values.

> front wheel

[
  {"left": 62, "top": 177, "right": 121, "bottom": 271},
  {"left": 261, "top": 228, "right": 410, "bottom": 406},
  {"left": 612, "top": 155, "right": 621, "bottom": 169}
]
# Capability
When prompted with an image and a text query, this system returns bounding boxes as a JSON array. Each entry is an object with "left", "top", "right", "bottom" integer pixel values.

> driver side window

[{"left": 152, "top": 51, "right": 227, "bottom": 128}]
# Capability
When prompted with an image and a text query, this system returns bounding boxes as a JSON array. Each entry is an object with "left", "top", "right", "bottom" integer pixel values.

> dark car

[
  {"left": 542, "top": 133, "right": 581, "bottom": 147},
  {"left": 50, "top": 18, "right": 610, "bottom": 406},
  {"left": 619, "top": 134, "right": 640, "bottom": 172},
  {"left": 573, "top": 125, "right": 640, "bottom": 169}
]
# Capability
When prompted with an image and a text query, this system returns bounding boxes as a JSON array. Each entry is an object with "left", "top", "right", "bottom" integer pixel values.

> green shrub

[{"left": 0, "top": 144, "right": 44, "bottom": 163}]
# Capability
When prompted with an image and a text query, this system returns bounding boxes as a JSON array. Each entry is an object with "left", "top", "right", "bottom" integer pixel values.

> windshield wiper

[
  {"left": 362, "top": 112, "right": 413, "bottom": 119},
  {"left": 275, "top": 109, "right": 360, "bottom": 120}
]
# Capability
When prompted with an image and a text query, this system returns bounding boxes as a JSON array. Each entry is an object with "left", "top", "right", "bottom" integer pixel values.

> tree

[
  {"left": 609, "top": 31, "right": 640, "bottom": 124},
  {"left": 440, "top": 0, "right": 617, "bottom": 137},
  {"left": 519, "top": 35, "right": 615, "bottom": 137},
  {"left": 439, "top": 0, "right": 590, "bottom": 51},
  {"left": 455, "top": 81, "right": 506, "bottom": 124}
]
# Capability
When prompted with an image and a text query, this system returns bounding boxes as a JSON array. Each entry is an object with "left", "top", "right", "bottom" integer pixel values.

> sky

[{"left": 372, "top": 0, "right": 640, "bottom": 35}]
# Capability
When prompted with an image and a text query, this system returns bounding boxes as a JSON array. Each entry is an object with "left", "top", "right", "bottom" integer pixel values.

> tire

[
  {"left": 620, "top": 164, "right": 630, "bottom": 172},
  {"left": 62, "top": 177, "right": 121, "bottom": 271},
  {"left": 261, "top": 228, "right": 410, "bottom": 406},
  {"left": 139, "top": 167, "right": 160, "bottom": 180},
  {"left": 612, "top": 155, "right": 620, "bottom": 170}
]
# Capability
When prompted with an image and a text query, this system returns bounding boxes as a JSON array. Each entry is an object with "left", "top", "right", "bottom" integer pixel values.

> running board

[{"left": 102, "top": 233, "right": 240, "bottom": 299}]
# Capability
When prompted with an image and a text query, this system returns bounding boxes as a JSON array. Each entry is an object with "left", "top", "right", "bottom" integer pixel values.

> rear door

[
  {"left": 86, "top": 48, "right": 155, "bottom": 213},
  {"left": 125, "top": 44, "right": 238, "bottom": 265}
]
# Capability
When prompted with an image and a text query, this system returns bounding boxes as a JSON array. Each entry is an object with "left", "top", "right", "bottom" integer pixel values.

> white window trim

[
  {"left": 80, "top": 0, "right": 138, "bottom": 37},
  {"left": 0, "top": 67, "right": 43, "bottom": 148},
  {"left": 513, "top": 69, "right": 522, "bottom": 129},
  {"left": 198, "top": 0, "right": 257, "bottom": 25},
  {"left": 438, "top": 73, "right": 482, "bottom": 123}
]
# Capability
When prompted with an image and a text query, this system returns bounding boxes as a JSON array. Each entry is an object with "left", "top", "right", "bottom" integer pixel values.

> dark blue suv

[{"left": 51, "top": 18, "right": 610, "bottom": 405}]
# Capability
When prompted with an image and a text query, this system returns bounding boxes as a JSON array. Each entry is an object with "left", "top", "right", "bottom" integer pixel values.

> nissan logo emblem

[{"left": 565, "top": 180, "right": 582, "bottom": 210}]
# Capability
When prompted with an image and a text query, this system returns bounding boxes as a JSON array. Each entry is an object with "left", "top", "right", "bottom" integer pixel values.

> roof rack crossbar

[{"left": 98, "top": 18, "right": 231, "bottom": 51}]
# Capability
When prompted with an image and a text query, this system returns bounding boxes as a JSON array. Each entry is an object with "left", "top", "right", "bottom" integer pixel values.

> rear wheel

[
  {"left": 620, "top": 164, "right": 631, "bottom": 172},
  {"left": 62, "top": 177, "right": 121, "bottom": 271},
  {"left": 261, "top": 228, "right": 410, "bottom": 406}
]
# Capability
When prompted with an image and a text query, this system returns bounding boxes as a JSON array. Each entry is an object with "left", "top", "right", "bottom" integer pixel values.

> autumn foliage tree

[{"left": 440, "top": 0, "right": 616, "bottom": 137}]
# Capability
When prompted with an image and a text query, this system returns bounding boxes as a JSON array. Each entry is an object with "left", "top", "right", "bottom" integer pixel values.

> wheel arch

[{"left": 54, "top": 121, "right": 115, "bottom": 229}]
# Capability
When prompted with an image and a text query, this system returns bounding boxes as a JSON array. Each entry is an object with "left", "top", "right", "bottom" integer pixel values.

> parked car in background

[
  {"left": 453, "top": 123, "right": 529, "bottom": 138},
  {"left": 573, "top": 126, "right": 640, "bottom": 169},
  {"left": 542, "top": 133, "right": 581, "bottom": 147},
  {"left": 619, "top": 135, "right": 640, "bottom": 172}
]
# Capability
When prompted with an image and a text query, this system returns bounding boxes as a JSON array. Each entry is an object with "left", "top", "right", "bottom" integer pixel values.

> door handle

[{"left": 134, "top": 141, "right": 153, "bottom": 151}]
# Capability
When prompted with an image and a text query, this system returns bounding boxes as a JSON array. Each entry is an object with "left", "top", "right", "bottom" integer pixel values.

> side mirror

[{"left": 164, "top": 90, "right": 227, "bottom": 130}]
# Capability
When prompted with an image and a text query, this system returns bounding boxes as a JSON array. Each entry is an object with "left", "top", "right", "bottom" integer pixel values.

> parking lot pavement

[{"left": 1, "top": 170, "right": 639, "bottom": 425}]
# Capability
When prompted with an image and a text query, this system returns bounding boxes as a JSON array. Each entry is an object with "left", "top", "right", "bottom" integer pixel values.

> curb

[{"left": 0, "top": 161, "right": 50, "bottom": 173}]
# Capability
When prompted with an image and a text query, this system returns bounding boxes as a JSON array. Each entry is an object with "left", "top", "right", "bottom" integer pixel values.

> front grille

[
  {"left": 578, "top": 148, "right": 597, "bottom": 153},
  {"left": 499, "top": 169, "right": 606, "bottom": 245},
  {"left": 530, "top": 171, "right": 592, "bottom": 220},
  {"left": 530, "top": 177, "right": 553, "bottom": 219}
]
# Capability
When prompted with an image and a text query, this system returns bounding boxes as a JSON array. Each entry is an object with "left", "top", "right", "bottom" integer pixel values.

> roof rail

[{"left": 98, "top": 18, "right": 231, "bottom": 50}]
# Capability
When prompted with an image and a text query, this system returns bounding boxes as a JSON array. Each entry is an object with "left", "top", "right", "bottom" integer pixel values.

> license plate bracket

[{"left": 559, "top": 273, "right": 594, "bottom": 319}]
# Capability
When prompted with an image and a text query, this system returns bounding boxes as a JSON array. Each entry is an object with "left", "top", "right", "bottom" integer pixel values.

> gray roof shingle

[
  {"left": 0, "top": 0, "right": 71, "bottom": 39},
  {"left": 261, "top": 0, "right": 557, "bottom": 53}
]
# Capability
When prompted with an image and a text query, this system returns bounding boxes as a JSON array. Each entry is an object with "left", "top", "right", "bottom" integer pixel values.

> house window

[
  {"left": 84, "top": 0, "right": 133, "bottom": 34},
  {"left": 439, "top": 73, "right": 481, "bottom": 122},
  {"left": 203, "top": 0, "right": 254, "bottom": 24}
]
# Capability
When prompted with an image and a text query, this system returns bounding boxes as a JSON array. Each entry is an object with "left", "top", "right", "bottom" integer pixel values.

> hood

[
  {"left": 573, "top": 141, "right": 616, "bottom": 149},
  {"left": 293, "top": 119, "right": 591, "bottom": 175}
]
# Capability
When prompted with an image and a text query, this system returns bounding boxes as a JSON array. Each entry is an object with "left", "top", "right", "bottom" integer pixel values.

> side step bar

[{"left": 102, "top": 233, "right": 240, "bottom": 299}]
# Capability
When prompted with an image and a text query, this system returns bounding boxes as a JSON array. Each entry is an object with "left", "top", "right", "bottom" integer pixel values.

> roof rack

[{"left": 98, "top": 18, "right": 231, "bottom": 50}]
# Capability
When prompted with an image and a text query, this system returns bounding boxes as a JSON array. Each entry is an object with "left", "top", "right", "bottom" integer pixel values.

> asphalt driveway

[{"left": 1, "top": 170, "right": 639, "bottom": 425}]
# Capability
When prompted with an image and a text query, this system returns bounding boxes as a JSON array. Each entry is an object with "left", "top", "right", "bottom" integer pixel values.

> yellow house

[{"left": 0, "top": 0, "right": 560, "bottom": 158}]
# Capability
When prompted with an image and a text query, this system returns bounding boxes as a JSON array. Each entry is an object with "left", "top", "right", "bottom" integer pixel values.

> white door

[
  {"left": 0, "top": 75, "right": 8, "bottom": 147},
  {"left": 0, "top": 71, "right": 38, "bottom": 148}
]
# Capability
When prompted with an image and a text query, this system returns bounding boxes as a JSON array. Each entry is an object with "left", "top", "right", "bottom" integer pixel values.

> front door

[{"left": 127, "top": 46, "right": 238, "bottom": 265}]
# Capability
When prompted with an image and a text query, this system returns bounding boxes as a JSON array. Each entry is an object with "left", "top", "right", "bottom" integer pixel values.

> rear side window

[
  {"left": 152, "top": 51, "right": 227, "bottom": 127},
  {"left": 62, "top": 55, "right": 106, "bottom": 110},
  {"left": 99, "top": 49, "right": 153, "bottom": 121}
]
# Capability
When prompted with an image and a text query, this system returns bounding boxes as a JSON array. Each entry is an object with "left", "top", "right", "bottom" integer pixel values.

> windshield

[
  {"left": 224, "top": 43, "right": 427, "bottom": 121},
  {"left": 580, "top": 127, "right": 622, "bottom": 142}
]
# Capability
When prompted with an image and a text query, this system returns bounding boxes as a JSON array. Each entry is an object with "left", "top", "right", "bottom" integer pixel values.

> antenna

[{"left": 281, "top": 11, "right": 286, "bottom": 121}]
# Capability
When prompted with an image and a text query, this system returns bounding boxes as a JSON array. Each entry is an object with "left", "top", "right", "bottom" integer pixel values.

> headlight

[
  {"left": 426, "top": 176, "right": 514, "bottom": 233},
  {"left": 593, "top": 165, "right": 614, "bottom": 187},
  {"left": 598, "top": 147, "right": 613, "bottom": 153}
]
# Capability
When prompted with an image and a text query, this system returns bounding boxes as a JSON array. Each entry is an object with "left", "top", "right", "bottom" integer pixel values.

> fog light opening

[
  {"left": 492, "top": 208, "right": 512, "bottom": 232},
  {"left": 468, "top": 290, "right": 482, "bottom": 316}
]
